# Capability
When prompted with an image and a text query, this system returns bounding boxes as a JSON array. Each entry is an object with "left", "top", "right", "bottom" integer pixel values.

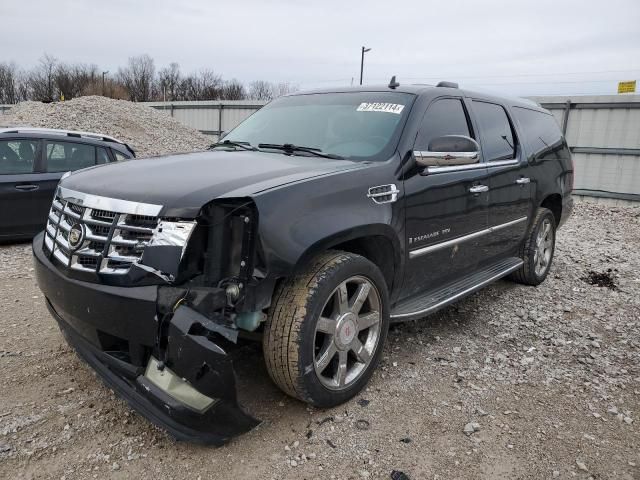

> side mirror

[
  {"left": 414, "top": 135, "right": 480, "bottom": 168},
  {"left": 219, "top": 130, "right": 228, "bottom": 140}
]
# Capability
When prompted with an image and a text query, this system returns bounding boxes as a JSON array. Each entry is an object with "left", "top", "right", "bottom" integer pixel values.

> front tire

[
  {"left": 510, "top": 207, "right": 556, "bottom": 286},
  {"left": 263, "top": 251, "right": 389, "bottom": 407}
]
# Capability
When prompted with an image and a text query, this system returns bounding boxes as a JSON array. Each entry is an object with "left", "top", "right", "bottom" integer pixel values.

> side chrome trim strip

[
  {"left": 425, "top": 158, "right": 520, "bottom": 174},
  {"left": 487, "top": 159, "right": 520, "bottom": 168},
  {"left": 426, "top": 163, "right": 486, "bottom": 174},
  {"left": 390, "top": 259, "right": 524, "bottom": 319},
  {"left": 58, "top": 186, "right": 163, "bottom": 217},
  {"left": 409, "top": 216, "right": 528, "bottom": 259}
]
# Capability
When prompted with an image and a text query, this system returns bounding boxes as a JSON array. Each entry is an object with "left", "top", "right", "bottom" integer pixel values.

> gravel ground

[
  {"left": 0, "top": 202, "right": 639, "bottom": 480},
  {"left": 0, "top": 96, "right": 211, "bottom": 157}
]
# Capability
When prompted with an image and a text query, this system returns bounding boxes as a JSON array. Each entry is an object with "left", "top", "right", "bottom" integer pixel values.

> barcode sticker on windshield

[{"left": 357, "top": 102, "right": 405, "bottom": 114}]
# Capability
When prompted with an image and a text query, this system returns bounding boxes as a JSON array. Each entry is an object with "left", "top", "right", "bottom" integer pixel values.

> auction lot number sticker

[{"left": 357, "top": 102, "right": 405, "bottom": 114}]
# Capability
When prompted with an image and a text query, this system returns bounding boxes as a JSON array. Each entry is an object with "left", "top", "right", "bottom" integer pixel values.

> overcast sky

[{"left": 2, "top": 0, "right": 639, "bottom": 96}]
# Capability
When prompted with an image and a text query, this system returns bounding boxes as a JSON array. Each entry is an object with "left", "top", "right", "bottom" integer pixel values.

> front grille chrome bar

[{"left": 43, "top": 187, "right": 163, "bottom": 275}]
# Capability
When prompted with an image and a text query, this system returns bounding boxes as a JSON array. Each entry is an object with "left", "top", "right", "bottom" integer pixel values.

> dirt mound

[{"left": 0, "top": 96, "right": 211, "bottom": 157}]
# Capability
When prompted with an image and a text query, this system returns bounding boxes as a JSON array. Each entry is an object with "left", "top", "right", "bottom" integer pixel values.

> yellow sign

[{"left": 618, "top": 80, "right": 636, "bottom": 94}]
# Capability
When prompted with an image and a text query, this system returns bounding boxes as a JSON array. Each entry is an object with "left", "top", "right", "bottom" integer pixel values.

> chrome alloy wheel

[
  {"left": 534, "top": 218, "right": 554, "bottom": 277},
  {"left": 313, "top": 276, "right": 382, "bottom": 390}
]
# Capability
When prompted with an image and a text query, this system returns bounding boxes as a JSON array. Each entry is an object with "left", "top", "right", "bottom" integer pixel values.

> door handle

[
  {"left": 15, "top": 184, "right": 39, "bottom": 192},
  {"left": 516, "top": 177, "right": 531, "bottom": 184},
  {"left": 469, "top": 185, "right": 489, "bottom": 194}
]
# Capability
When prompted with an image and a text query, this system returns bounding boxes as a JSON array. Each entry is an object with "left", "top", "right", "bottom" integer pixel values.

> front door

[
  {"left": 0, "top": 138, "right": 42, "bottom": 239},
  {"left": 401, "top": 97, "right": 489, "bottom": 300},
  {"left": 469, "top": 100, "right": 533, "bottom": 262}
]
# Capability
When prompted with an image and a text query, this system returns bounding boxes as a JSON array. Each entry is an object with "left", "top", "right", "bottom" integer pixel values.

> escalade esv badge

[{"left": 32, "top": 80, "right": 573, "bottom": 445}]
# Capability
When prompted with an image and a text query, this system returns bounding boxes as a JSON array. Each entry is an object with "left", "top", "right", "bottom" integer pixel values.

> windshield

[{"left": 224, "top": 92, "right": 414, "bottom": 161}]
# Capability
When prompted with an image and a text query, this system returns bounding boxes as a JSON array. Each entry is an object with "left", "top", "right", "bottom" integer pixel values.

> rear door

[
  {"left": 0, "top": 138, "right": 43, "bottom": 239},
  {"left": 470, "top": 100, "right": 533, "bottom": 261},
  {"left": 401, "top": 97, "right": 489, "bottom": 299}
]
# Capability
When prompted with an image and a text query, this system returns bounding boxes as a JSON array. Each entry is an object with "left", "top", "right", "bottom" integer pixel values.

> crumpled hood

[{"left": 61, "top": 150, "right": 366, "bottom": 217}]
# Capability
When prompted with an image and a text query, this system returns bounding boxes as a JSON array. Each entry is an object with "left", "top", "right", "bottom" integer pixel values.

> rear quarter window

[
  {"left": 112, "top": 150, "right": 130, "bottom": 162},
  {"left": 512, "top": 107, "right": 564, "bottom": 160}
]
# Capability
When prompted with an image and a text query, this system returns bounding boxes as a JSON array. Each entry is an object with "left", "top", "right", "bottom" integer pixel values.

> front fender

[{"left": 251, "top": 162, "right": 405, "bottom": 282}]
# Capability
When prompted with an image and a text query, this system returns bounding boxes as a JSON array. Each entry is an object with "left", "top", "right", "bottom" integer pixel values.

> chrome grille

[{"left": 43, "top": 187, "right": 163, "bottom": 275}]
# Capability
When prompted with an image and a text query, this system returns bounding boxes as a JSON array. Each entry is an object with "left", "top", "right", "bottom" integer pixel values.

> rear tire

[
  {"left": 509, "top": 207, "right": 556, "bottom": 286},
  {"left": 263, "top": 251, "right": 389, "bottom": 407}
]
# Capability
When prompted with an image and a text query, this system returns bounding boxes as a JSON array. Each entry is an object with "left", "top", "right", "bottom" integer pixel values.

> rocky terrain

[
  {"left": 0, "top": 202, "right": 638, "bottom": 479},
  {"left": 0, "top": 96, "right": 211, "bottom": 157}
]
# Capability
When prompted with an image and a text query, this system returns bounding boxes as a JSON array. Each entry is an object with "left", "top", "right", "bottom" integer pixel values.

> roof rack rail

[
  {"left": 436, "top": 81, "right": 459, "bottom": 88},
  {"left": 0, "top": 127, "right": 135, "bottom": 155}
]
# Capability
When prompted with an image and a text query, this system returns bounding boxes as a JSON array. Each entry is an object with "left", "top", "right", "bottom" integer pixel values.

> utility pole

[
  {"left": 359, "top": 46, "right": 371, "bottom": 85},
  {"left": 102, "top": 71, "right": 109, "bottom": 96}
]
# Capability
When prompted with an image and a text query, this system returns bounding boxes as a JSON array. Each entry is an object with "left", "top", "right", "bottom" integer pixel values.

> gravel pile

[
  {"left": 0, "top": 96, "right": 211, "bottom": 157},
  {"left": 0, "top": 202, "right": 639, "bottom": 479}
]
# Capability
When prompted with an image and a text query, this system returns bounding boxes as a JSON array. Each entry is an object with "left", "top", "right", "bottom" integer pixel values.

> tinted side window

[
  {"left": 96, "top": 147, "right": 111, "bottom": 165},
  {"left": 46, "top": 141, "right": 96, "bottom": 172},
  {"left": 113, "top": 150, "right": 129, "bottom": 162},
  {"left": 415, "top": 98, "right": 471, "bottom": 150},
  {"left": 0, "top": 139, "right": 38, "bottom": 174},
  {"left": 512, "top": 107, "right": 563, "bottom": 160},
  {"left": 472, "top": 101, "right": 516, "bottom": 161}
]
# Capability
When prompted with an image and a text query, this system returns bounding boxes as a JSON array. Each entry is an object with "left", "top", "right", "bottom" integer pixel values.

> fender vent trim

[{"left": 367, "top": 184, "right": 399, "bottom": 204}]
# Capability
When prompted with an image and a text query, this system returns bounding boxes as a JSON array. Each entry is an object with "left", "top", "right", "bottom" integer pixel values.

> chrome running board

[{"left": 390, "top": 257, "right": 523, "bottom": 322}]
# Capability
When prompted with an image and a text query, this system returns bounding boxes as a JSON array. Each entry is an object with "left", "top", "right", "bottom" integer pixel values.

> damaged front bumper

[{"left": 33, "top": 232, "right": 259, "bottom": 445}]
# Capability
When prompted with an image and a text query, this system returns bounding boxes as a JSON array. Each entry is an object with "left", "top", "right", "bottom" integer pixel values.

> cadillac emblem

[{"left": 68, "top": 223, "right": 85, "bottom": 250}]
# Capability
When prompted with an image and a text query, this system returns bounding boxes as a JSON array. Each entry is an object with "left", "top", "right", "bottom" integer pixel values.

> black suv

[
  {"left": 0, "top": 128, "right": 134, "bottom": 241},
  {"left": 33, "top": 81, "right": 573, "bottom": 444}
]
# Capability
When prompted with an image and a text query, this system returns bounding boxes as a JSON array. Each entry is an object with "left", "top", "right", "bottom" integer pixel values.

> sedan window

[
  {"left": 46, "top": 141, "right": 96, "bottom": 172},
  {"left": 0, "top": 139, "right": 38, "bottom": 174},
  {"left": 97, "top": 147, "right": 111, "bottom": 165}
]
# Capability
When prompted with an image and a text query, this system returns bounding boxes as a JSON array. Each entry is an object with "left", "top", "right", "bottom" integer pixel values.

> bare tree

[
  {"left": 158, "top": 62, "right": 181, "bottom": 101},
  {"left": 0, "top": 62, "right": 20, "bottom": 104},
  {"left": 272, "top": 82, "right": 298, "bottom": 98},
  {"left": 2, "top": 52, "right": 297, "bottom": 104},
  {"left": 28, "top": 54, "right": 58, "bottom": 102},
  {"left": 55, "top": 63, "right": 98, "bottom": 100},
  {"left": 248, "top": 81, "right": 298, "bottom": 101},
  {"left": 179, "top": 70, "right": 223, "bottom": 100},
  {"left": 220, "top": 79, "right": 246, "bottom": 100},
  {"left": 248, "top": 80, "right": 274, "bottom": 101},
  {"left": 117, "top": 54, "right": 156, "bottom": 102},
  {"left": 83, "top": 77, "right": 128, "bottom": 99}
]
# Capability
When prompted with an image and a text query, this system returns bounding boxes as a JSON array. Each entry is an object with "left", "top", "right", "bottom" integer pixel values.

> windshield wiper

[
  {"left": 208, "top": 140, "right": 257, "bottom": 151},
  {"left": 258, "top": 143, "right": 344, "bottom": 160}
]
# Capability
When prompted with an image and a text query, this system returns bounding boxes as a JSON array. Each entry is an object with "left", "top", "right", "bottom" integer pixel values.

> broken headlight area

[
  {"left": 134, "top": 219, "right": 197, "bottom": 282},
  {"left": 166, "top": 198, "right": 275, "bottom": 332}
]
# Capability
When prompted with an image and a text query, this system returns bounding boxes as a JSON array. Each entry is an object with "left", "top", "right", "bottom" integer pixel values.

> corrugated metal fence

[
  {"left": 144, "top": 100, "right": 267, "bottom": 138},
  {"left": 2, "top": 95, "right": 639, "bottom": 203},
  {"left": 529, "top": 95, "right": 640, "bottom": 204}
]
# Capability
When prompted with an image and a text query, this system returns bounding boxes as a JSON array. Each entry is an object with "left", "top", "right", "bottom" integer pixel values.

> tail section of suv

[
  {"left": 33, "top": 81, "right": 573, "bottom": 444},
  {"left": 0, "top": 128, "right": 134, "bottom": 241}
]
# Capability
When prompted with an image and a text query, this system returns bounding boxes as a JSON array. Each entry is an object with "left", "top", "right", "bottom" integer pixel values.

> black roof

[{"left": 289, "top": 83, "right": 549, "bottom": 114}]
